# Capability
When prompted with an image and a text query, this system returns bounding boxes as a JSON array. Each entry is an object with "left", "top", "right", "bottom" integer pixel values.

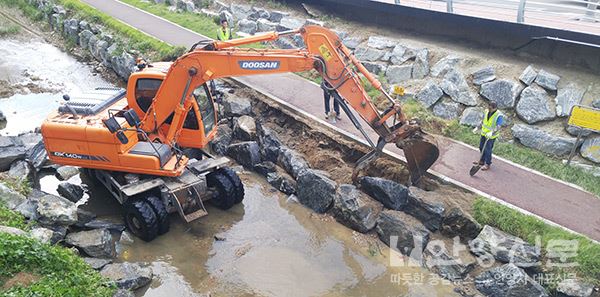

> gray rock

[
  {"left": 516, "top": 84, "right": 556, "bottom": 124},
  {"left": 237, "top": 19, "right": 257, "bottom": 35},
  {"left": 479, "top": 79, "right": 522, "bottom": 109},
  {"left": 0, "top": 110, "right": 5, "bottom": 122},
  {"left": 29, "top": 227, "right": 55, "bottom": 244},
  {"left": 36, "top": 194, "right": 78, "bottom": 226},
  {"left": 376, "top": 210, "right": 430, "bottom": 258},
  {"left": 273, "top": 36, "right": 296, "bottom": 49},
  {"left": 566, "top": 125, "right": 593, "bottom": 137},
  {"left": 63, "top": 19, "right": 80, "bottom": 43},
  {"left": 358, "top": 176, "right": 408, "bottom": 210},
  {"left": 305, "top": 18, "right": 324, "bottom": 27},
  {"left": 56, "top": 165, "right": 79, "bottom": 181},
  {"left": 110, "top": 52, "right": 136, "bottom": 80},
  {"left": 222, "top": 95, "right": 252, "bottom": 117},
  {"left": 580, "top": 136, "right": 600, "bottom": 163},
  {"left": 471, "top": 66, "right": 496, "bottom": 85},
  {"left": 432, "top": 99, "right": 462, "bottom": 120},
  {"left": 332, "top": 184, "right": 383, "bottom": 233},
  {"left": 18, "top": 133, "right": 42, "bottom": 150},
  {"left": 277, "top": 17, "right": 305, "bottom": 31},
  {"left": 100, "top": 262, "right": 153, "bottom": 290},
  {"left": 277, "top": 147, "right": 309, "bottom": 179},
  {"left": 256, "top": 18, "right": 277, "bottom": 32},
  {"left": 555, "top": 84, "right": 585, "bottom": 117},
  {"left": 404, "top": 187, "right": 445, "bottom": 231},
  {"left": 269, "top": 10, "right": 289, "bottom": 22},
  {"left": 342, "top": 36, "right": 362, "bottom": 50},
  {"left": 211, "top": 123, "right": 233, "bottom": 155},
  {"left": 424, "top": 241, "right": 476, "bottom": 281},
  {"left": 84, "top": 219, "right": 126, "bottom": 232},
  {"left": 430, "top": 55, "right": 460, "bottom": 77},
  {"left": 592, "top": 98, "right": 600, "bottom": 109},
  {"left": 66, "top": 229, "right": 114, "bottom": 258},
  {"left": 411, "top": 49, "right": 429, "bottom": 79},
  {"left": 76, "top": 208, "right": 97, "bottom": 227},
  {"left": 0, "top": 146, "right": 27, "bottom": 172},
  {"left": 233, "top": 115, "right": 256, "bottom": 141},
  {"left": 199, "top": 8, "right": 220, "bottom": 19},
  {"left": 556, "top": 278, "right": 594, "bottom": 297},
  {"left": 8, "top": 160, "right": 33, "bottom": 183},
  {"left": 441, "top": 207, "right": 482, "bottom": 240},
  {"left": 367, "top": 36, "right": 396, "bottom": 50},
  {"left": 355, "top": 46, "right": 386, "bottom": 62},
  {"left": 57, "top": 182, "right": 84, "bottom": 202},
  {"left": 416, "top": 81, "right": 443, "bottom": 108},
  {"left": 534, "top": 69, "right": 560, "bottom": 91},
  {"left": 512, "top": 124, "right": 577, "bottom": 156},
  {"left": 254, "top": 161, "right": 277, "bottom": 176},
  {"left": 112, "top": 289, "right": 135, "bottom": 297},
  {"left": 227, "top": 141, "right": 261, "bottom": 168},
  {"left": 470, "top": 225, "right": 541, "bottom": 268},
  {"left": 15, "top": 198, "right": 38, "bottom": 220},
  {"left": 519, "top": 65, "right": 538, "bottom": 85},
  {"left": 459, "top": 107, "right": 484, "bottom": 127},
  {"left": 248, "top": 7, "right": 270, "bottom": 21},
  {"left": 256, "top": 122, "right": 283, "bottom": 162},
  {"left": 0, "top": 225, "right": 27, "bottom": 237},
  {"left": 296, "top": 169, "right": 336, "bottom": 213},
  {"left": 229, "top": 3, "right": 252, "bottom": 20},
  {"left": 83, "top": 257, "right": 113, "bottom": 270},
  {"left": 385, "top": 65, "right": 413, "bottom": 84},
  {"left": 362, "top": 62, "right": 388, "bottom": 75},
  {"left": 266, "top": 170, "right": 296, "bottom": 195},
  {"left": 475, "top": 264, "right": 548, "bottom": 297},
  {"left": 389, "top": 45, "right": 415, "bottom": 65},
  {"left": 440, "top": 69, "right": 477, "bottom": 106},
  {"left": 176, "top": 0, "right": 195, "bottom": 12}
]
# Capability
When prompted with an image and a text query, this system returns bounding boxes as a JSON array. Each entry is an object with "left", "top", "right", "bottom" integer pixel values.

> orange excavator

[{"left": 40, "top": 26, "right": 439, "bottom": 241}]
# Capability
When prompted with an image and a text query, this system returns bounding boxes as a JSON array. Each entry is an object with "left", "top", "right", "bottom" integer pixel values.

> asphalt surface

[{"left": 82, "top": 0, "right": 600, "bottom": 241}]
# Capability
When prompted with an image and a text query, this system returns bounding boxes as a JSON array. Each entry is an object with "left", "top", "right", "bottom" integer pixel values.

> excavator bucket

[{"left": 398, "top": 133, "right": 439, "bottom": 185}]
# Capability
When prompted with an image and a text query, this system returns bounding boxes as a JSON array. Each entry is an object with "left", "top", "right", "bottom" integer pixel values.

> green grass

[
  {"left": 0, "top": 205, "right": 28, "bottom": 230},
  {"left": 473, "top": 197, "right": 600, "bottom": 287},
  {"left": 0, "top": 22, "right": 20, "bottom": 36}
]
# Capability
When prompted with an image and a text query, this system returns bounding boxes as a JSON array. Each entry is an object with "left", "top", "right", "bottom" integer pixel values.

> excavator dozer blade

[{"left": 398, "top": 133, "right": 439, "bottom": 185}]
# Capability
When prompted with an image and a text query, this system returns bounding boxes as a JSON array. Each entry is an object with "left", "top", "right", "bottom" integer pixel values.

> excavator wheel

[
  {"left": 206, "top": 171, "right": 236, "bottom": 210},
  {"left": 218, "top": 167, "right": 245, "bottom": 204},
  {"left": 144, "top": 196, "right": 170, "bottom": 235},
  {"left": 124, "top": 199, "right": 158, "bottom": 242}
]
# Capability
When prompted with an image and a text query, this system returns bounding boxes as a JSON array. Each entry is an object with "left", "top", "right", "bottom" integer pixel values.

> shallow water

[{"left": 0, "top": 38, "right": 110, "bottom": 135}]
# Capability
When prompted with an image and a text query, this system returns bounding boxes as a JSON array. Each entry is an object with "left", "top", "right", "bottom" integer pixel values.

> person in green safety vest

[
  {"left": 474, "top": 101, "right": 503, "bottom": 171},
  {"left": 217, "top": 19, "right": 232, "bottom": 41}
]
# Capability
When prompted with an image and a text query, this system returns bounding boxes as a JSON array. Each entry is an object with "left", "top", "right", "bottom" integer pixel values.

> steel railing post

[
  {"left": 517, "top": 0, "right": 527, "bottom": 23},
  {"left": 447, "top": 0, "right": 454, "bottom": 13},
  {"left": 587, "top": 0, "right": 600, "bottom": 19}
]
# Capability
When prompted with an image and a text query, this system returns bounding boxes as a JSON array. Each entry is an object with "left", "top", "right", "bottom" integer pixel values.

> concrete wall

[{"left": 292, "top": 0, "right": 600, "bottom": 73}]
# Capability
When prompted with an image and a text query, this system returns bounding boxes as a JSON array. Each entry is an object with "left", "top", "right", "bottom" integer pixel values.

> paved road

[{"left": 82, "top": 0, "right": 600, "bottom": 241}]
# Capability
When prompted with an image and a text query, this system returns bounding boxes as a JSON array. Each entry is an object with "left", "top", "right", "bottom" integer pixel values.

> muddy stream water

[{"left": 1, "top": 34, "right": 460, "bottom": 296}]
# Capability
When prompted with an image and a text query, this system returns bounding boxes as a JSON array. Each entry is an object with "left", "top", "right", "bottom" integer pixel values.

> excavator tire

[
  {"left": 144, "top": 196, "right": 170, "bottom": 235},
  {"left": 218, "top": 167, "right": 245, "bottom": 204},
  {"left": 206, "top": 171, "right": 236, "bottom": 210},
  {"left": 124, "top": 199, "right": 158, "bottom": 242}
]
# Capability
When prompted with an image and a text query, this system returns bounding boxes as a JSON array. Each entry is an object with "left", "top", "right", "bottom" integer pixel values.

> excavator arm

[{"left": 139, "top": 26, "right": 439, "bottom": 184}]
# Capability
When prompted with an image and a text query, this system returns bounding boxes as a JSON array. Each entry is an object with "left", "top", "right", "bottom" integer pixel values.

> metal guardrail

[{"left": 389, "top": 0, "right": 600, "bottom": 34}]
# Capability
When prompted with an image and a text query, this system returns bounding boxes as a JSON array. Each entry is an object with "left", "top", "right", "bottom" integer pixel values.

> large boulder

[
  {"left": 36, "top": 194, "right": 78, "bottom": 226},
  {"left": 471, "top": 66, "right": 496, "bottom": 85},
  {"left": 555, "top": 84, "right": 585, "bottom": 117},
  {"left": 459, "top": 107, "right": 484, "bottom": 127},
  {"left": 479, "top": 79, "right": 522, "bottom": 109},
  {"left": 424, "top": 241, "right": 477, "bottom": 281},
  {"left": 229, "top": 3, "right": 252, "bottom": 20},
  {"left": 65, "top": 229, "right": 114, "bottom": 258},
  {"left": 0, "top": 183, "right": 26, "bottom": 210},
  {"left": 0, "top": 136, "right": 27, "bottom": 171},
  {"left": 256, "top": 18, "right": 277, "bottom": 32},
  {"left": 248, "top": 7, "right": 270, "bottom": 21},
  {"left": 266, "top": 169, "right": 296, "bottom": 195},
  {"left": 362, "top": 62, "right": 388, "bottom": 75},
  {"left": 366, "top": 36, "right": 396, "bottom": 50},
  {"left": 296, "top": 169, "right": 336, "bottom": 213},
  {"left": 385, "top": 65, "right": 413, "bottom": 84},
  {"left": 430, "top": 55, "right": 460, "bottom": 77},
  {"left": 63, "top": 18, "right": 80, "bottom": 43},
  {"left": 29, "top": 227, "right": 55, "bottom": 244},
  {"left": 441, "top": 207, "right": 482, "bottom": 240},
  {"left": 256, "top": 122, "right": 283, "bottom": 162},
  {"left": 0, "top": 225, "right": 27, "bottom": 237},
  {"left": 84, "top": 219, "right": 126, "bottom": 232},
  {"left": 233, "top": 115, "right": 256, "bottom": 141},
  {"left": 411, "top": 49, "right": 429, "bottom": 79},
  {"left": 253, "top": 161, "right": 277, "bottom": 177},
  {"left": 512, "top": 124, "right": 576, "bottom": 156},
  {"left": 342, "top": 36, "right": 362, "bottom": 50},
  {"left": 222, "top": 95, "right": 252, "bottom": 117},
  {"left": 226, "top": 141, "right": 261, "bottom": 167},
  {"left": 556, "top": 278, "right": 594, "bottom": 297},
  {"left": 376, "top": 210, "right": 430, "bottom": 258},
  {"left": 83, "top": 257, "right": 112, "bottom": 270},
  {"left": 519, "top": 65, "right": 538, "bottom": 85},
  {"left": 416, "top": 81, "right": 443, "bottom": 108},
  {"left": 332, "top": 184, "right": 383, "bottom": 233},
  {"left": 389, "top": 44, "right": 416, "bottom": 65},
  {"left": 355, "top": 46, "right": 386, "bottom": 62},
  {"left": 404, "top": 187, "right": 445, "bottom": 231},
  {"left": 269, "top": 10, "right": 290, "bottom": 22},
  {"left": 277, "top": 147, "right": 309, "bottom": 179},
  {"left": 432, "top": 99, "right": 462, "bottom": 120},
  {"left": 57, "top": 182, "right": 84, "bottom": 202},
  {"left": 211, "top": 123, "right": 233, "bottom": 155},
  {"left": 516, "top": 84, "right": 556, "bottom": 124},
  {"left": 470, "top": 225, "right": 541, "bottom": 268},
  {"left": 358, "top": 176, "right": 408, "bottom": 210},
  {"left": 439, "top": 69, "right": 477, "bottom": 106},
  {"left": 475, "top": 264, "right": 548, "bottom": 297},
  {"left": 110, "top": 52, "right": 136, "bottom": 80},
  {"left": 56, "top": 165, "right": 79, "bottom": 181},
  {"left": 8, "top": 160, "right": 34, "bottom": 183},
  {"left": 276, "top": 17, "right": 305, "bottom": 31},
  {"left": 237, "top": 19, "right": 257, "bottom": 35},
  {"left": 593, "top": 98, "right": 600, "bottom": 109},
  {"left": 100, "top": 262, "right": 153, "bottom": 290},
  {"left": 78, "top": 29, "right": 94, "bottom": 48},
  {"left": 580, "top": 136, "right": 600, "bottom": 164},
  {"left": 534, "top": 69, "right": 560, "bottom": 91}
]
